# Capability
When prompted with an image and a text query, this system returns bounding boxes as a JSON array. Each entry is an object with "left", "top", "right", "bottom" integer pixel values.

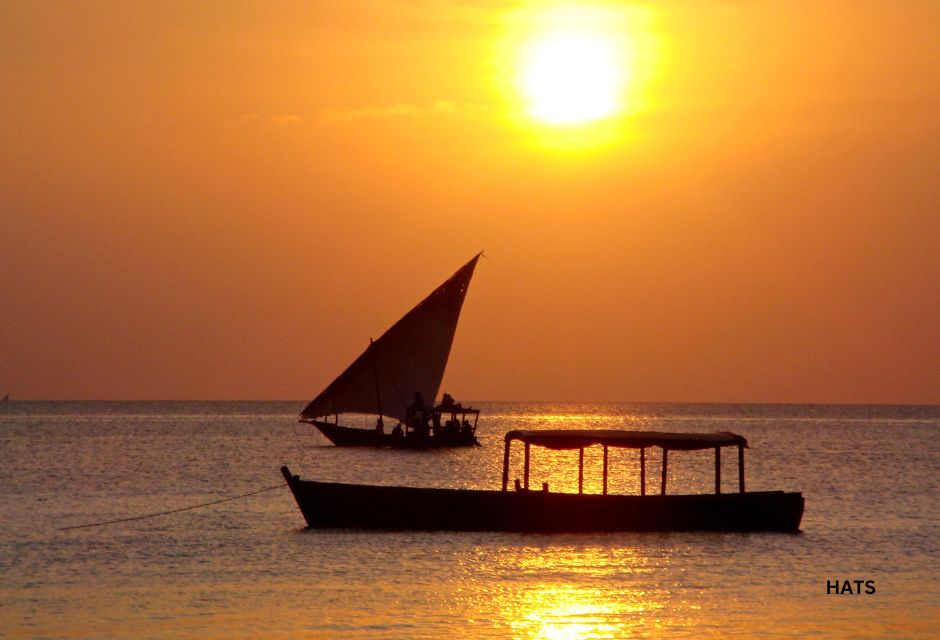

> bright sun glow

[
  {"left": 512, "top": 4, "right": 639, "bottom": 127},
  {"left": 519, "top": 32, "right": 625, "bottom": 125}
]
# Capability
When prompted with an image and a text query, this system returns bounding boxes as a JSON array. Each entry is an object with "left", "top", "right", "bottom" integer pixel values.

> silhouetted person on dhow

[{"left": 408, "top": 391, "right": 430, "bottom": 438}]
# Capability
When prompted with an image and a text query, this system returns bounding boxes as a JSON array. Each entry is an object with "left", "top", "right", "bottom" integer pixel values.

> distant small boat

[
  {"left": 299, "top": 254, "right": 482, "bottom": 448},
  {"left": 1, "top": 394, "right": 8, "bottom": 401},
  {"left": 282, "top": 430, "right": 805, "bottom": 532}
]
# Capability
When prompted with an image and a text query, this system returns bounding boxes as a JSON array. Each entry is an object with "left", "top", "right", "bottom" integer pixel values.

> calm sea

[{"left": 1, "top": 401, "right": 937, "bottom": 639}]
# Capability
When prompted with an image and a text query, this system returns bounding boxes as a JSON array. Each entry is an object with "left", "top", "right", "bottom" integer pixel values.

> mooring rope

[{"left": 58, "top": 482, "right": 287, "bottom": 531}]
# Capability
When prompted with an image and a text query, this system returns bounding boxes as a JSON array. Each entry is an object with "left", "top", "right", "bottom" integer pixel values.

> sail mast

[{"left": 369, "top": 338, "right": 383, "bottom": 419}]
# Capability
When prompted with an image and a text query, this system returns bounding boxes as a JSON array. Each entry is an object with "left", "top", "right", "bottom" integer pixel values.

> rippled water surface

[{"left": 1, "top": 401, "right": 937, "bottom": 638}]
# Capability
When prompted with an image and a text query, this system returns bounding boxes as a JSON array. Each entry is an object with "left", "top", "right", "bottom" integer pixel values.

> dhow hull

[{"left": 311, "top": 420, "right": 479, "bottom": 449}]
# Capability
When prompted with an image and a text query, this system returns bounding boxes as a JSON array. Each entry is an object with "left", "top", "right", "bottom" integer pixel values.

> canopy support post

[
  {"left": 602, "top": 445, "right": 609, "bottom": 495},
  {"left": 715, "top": 446, "right": 721, "bottom": 494},
  {"left": 502, "top": 438, "right": 511, "bottom": 491},
  {"left": 661, "top": 448, "right": 668, "bottom": 495},
  {"left": 640, "top": 447, "right": 646, "bottom": 496},
  {"left": 578, "top": 448, "right": 584, "bottom": 494},
  {"left": 738, "top": 444, "right": 745, "bottom": 493},
  {"left": 523, "top": 443, "right": 530, "bottom": 490}
]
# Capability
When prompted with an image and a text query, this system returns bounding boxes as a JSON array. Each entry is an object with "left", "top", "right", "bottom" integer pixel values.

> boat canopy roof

[{"left": 505, "top": 430, "right": 747, "bottom": 451}]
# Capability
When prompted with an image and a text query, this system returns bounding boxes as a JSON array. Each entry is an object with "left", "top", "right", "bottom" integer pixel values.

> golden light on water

[
  {"left": 487, "top": 545, "right": 692, "bottom": 640},
  {"left": 499, "top": 578, "right": 664, "bottom": 639},
  {"left": 523, "top": 593, "right": 620, "bottom": 640}
]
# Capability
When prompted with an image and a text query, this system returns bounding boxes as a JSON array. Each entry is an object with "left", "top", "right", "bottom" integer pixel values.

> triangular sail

[{"left": 301, "top": 254, "right": 480, "bottom": 424}]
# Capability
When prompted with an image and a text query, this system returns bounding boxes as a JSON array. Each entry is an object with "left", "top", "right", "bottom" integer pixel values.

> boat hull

[
  {"left": 311, "top": 420, "right": 479, "bottom": 448},
  {"left": 280, "top": 467, "right": 804, "bottom": 532}
]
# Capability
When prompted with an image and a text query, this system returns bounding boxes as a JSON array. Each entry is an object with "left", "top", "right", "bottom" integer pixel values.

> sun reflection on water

[
  {"left": 520, "top": 591, "right": 620, "bottom": 640},
  {"left": 504, "top": 582, "right": 667, "bottom": 640},
  {"left": 487, "top": 545, "right": 667, "bottom": 640}
]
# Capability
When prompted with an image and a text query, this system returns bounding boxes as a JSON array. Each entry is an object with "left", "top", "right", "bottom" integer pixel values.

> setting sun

[
  {"left": 510, "top": 4, "right": 642, "bottom": 127},
  {"left": 518, "top": 32, "right": 624, "bottom": 125}
]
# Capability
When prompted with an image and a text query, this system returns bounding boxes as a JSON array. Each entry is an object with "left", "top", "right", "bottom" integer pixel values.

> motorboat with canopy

[{"left": 281, "top": 429, "right": 804, "bottom": 532}]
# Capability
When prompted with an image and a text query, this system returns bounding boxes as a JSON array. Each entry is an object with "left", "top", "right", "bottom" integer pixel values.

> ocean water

[{"left": 1, "top": 401, "right": 937, "bottom": 639}]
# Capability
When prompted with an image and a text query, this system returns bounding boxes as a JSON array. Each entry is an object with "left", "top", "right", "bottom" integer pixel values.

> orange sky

[{"left": 1, "top": 1, "right": 938, "bottom": 403}]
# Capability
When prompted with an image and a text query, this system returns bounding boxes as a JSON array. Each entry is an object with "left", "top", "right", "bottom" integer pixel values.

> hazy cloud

[
  {"left": 227, "top": 113, "right": 303, "bottom": 128},
  {"left": 318, "top": 100, "right": 488, "bottom": 122}
]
